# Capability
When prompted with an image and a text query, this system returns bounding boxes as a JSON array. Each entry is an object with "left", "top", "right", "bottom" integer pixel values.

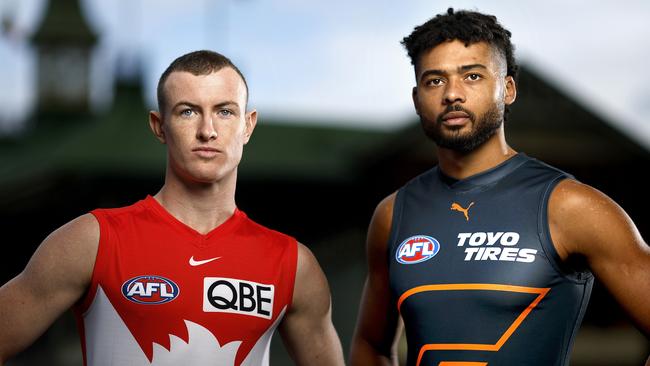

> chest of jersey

[
  {"left": 388, "top": 157, "right": 593, "bottom": 366},
  {"left": 390, "top": 182, "right": 550, "bottom": 291},
  {"left": 105, "top": 221, "right": 285, "bottom": 326},
  {"left": 75, "top": 198, "right": 296, "bottom": 366}
]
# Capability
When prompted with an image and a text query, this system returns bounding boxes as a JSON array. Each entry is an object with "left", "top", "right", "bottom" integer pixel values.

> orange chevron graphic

[{"left": 397, "top": 283, "right": 550, "bottom": 366}]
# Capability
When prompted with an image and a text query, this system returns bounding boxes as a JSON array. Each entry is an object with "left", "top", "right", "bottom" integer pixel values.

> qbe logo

[
  {"left": 121, "top": 275, "right": 180, "bottom": 304},
  {"left": 396, "top": 235, "right": 440, "bottom": 264},
  {"left": 203, "top": 277, "right": 274, "bottom": 319}
]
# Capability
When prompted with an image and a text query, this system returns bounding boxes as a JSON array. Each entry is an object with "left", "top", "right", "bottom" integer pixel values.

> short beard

[{"left": 421, "top": 104, "right": 503, "bottom": 153}]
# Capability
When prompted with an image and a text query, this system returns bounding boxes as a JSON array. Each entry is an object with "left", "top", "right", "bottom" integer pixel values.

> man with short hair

[
  {"left": 0, "top": 50, "right": 344, "bottom": 366},
  {"left": 350, "top": 8, "right": 649, "bottom": 366}
]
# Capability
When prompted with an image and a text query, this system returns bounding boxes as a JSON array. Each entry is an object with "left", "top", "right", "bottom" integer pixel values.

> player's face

[
  {"left": 412, "top": 40, "right": 516, "bottom": 153},
  {"left": 149, "top": 68, "right": 256, "bottom": 184}
]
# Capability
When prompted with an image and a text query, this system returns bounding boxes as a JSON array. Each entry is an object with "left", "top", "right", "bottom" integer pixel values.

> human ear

[
  {"left": 149, "top": 111, "right": 166, "bottom": 144},
  {"left": 504, "top": 75, "right": 517, "bottom": 106},
  {"left": 412, "top": 86, "right": 421, "bottom": 116},
  {"left": 243, "top": 110, "right": 258, "bottom": 145}
]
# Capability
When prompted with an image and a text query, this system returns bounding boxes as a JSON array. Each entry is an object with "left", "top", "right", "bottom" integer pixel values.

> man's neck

[
  {"left": 154, "top": 169, "right": 238, "bottom": 235},
  {"left": 436, "top": 129, "right": 517, "bottom": 180}
]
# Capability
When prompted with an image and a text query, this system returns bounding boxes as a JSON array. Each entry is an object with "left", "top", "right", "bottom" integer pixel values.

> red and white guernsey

[{"left": 73, "top": 196, "right": 297, "bottom": 366}]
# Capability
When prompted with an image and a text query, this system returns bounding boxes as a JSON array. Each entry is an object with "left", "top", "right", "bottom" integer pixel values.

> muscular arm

[
  {"left": 279, "top": 242, "right": 344, "bottom": 366},
  {"left": 549, "top": 179, "right": 650, "bottom": 335},
  {"left": 0, "top": 214, "right": 98, "bottom": 363},
  {"left": 350, "top": 193, "right": 402, "bottom": 366}
]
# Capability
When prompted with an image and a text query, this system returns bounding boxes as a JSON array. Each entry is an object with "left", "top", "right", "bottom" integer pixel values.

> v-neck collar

[
  {"left": 437, "top": 153, "right": 528, "bottom": 191},
  {"left": 143, "top": 195, "right": 245, "bottom": 240}
]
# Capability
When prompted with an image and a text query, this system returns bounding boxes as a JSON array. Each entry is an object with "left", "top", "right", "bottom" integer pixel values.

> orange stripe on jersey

[{"left": 397, "top": 283, "right": 550, "bottom": 366}]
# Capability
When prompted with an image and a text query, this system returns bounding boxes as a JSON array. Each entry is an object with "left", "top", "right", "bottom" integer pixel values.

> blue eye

[
  {"left": 218, "top": 109, "right": 234, "bottom": 117},
  {"left": 180, "top": 109, "right": 194, "bottom": 117}
]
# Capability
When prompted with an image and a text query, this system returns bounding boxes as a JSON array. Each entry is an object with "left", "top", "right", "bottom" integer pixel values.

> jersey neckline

[
  {"left": 142, "top": 195, "right": 246, "bottom": 241},
  {"left": 437, "top": 153, "right": 529, "bottom": 191}
]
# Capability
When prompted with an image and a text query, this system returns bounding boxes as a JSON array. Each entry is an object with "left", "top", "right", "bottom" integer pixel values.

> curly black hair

[{"left": 402, "top": 8, "right": 518, "bottom": 81}]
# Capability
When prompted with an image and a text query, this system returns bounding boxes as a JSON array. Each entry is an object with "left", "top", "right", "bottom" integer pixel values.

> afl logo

[
  {"left": 396, "top": 235, "right": 440, "bottom": 264},
  {"left": 121, "top": 275, "right": 180, "bottom": 304}
]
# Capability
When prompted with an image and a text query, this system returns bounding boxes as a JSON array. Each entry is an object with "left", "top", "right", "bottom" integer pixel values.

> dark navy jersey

[{"left": 388, "top": 153, "right": 593, "bottom": 366}]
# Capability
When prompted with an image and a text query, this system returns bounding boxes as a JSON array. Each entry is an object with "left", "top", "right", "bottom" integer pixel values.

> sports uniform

[
  {"left": 73, "top": 196, "right": 297, "bottom": 366},
  {"left": 389, "top": 153, "right": 593, "bottom": 366}
]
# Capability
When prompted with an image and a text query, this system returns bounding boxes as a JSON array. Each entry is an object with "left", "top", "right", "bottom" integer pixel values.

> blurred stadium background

[{"left": 0, "top": 0, "right": 648, "bottom": 365}]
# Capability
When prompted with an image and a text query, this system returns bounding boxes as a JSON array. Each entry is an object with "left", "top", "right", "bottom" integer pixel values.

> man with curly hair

[{"left": 350, "top": 8, "right": 649, "bottom": 366}]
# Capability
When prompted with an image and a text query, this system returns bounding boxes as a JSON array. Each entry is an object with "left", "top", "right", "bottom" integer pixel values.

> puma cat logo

[{"left": 451, "top": 202, "right": 475, "bottom": 221}]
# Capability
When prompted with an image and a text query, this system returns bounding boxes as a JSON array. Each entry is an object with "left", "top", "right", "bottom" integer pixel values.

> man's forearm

[
  {"left": 301, "top": 327, "right": 344, "bottom": 366},
  {"left": 349, "top": 338, "right": 397, "bottom": 366}
]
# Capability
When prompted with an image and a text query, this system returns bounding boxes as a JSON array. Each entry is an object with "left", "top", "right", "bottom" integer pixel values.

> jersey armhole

[
  {"left": 387, "top": 189, "right": 405, "bottom": 267},
  {"left": 538, "top": 175, "right": 593, "bottom": 283},
  {"left": 74, "top": 209, "right": 108, "bottom": 315},
  {"left": 284, "top": 238, "right": 299, "bottom": 315}
]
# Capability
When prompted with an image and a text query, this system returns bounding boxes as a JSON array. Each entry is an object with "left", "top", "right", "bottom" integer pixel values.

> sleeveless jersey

[
  {"left": 388, "top": 153, "right": 593, "bottom": 366},
  {"left": 73, "top": 196, "right": 297, "bottom": 366}
]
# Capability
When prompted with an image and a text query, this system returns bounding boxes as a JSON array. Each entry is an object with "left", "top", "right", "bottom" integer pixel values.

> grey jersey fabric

[{"left": 388, "top": 153, "right": 593, "bottom": 366}]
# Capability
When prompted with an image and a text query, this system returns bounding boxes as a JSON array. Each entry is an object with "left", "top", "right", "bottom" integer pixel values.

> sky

[{"left": 0, "top": 0, "right": 649, "bottom": 149}]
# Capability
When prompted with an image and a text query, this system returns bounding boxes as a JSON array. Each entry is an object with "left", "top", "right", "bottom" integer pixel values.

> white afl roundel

[
  {"left": 396, "top": 235, "right": 440, "bottom": 264},
  {"left": 121, "top": 275, "right": 180, "bottom": 304}
]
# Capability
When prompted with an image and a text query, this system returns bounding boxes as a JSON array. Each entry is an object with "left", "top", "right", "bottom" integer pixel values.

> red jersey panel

[{"left": 73, "top": 196, "right": 297, "bottom": 366}]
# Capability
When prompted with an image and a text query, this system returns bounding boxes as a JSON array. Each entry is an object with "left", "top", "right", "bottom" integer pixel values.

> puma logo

[{"left": 451, "top": 202, "right": 475, "bottom": 221}]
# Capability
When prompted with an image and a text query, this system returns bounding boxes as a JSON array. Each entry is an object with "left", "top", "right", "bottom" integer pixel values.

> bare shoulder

[
  {"left": 373, "top": 193, "right": 397, "bottom": 227},
  {"left": 295, "top": 242, "right": 320, "bottom": 277},
  {"left": 36, "top": 213, "right": 99, "bottom": 264},
  {"left": 22, "top": 213, "right": 100, "bottom": 293},
  {"left": 45, "top": 213, "right": 99, "bottom": 248},
  {"left": 294, "top": 242, "right": 327, "bottom": 292},
  {"left": 287, "top": 242, "right": 331, "bottom": 320},
  {"left": 367, "top": 192, "right": 397, "bottom": 253},
  {"left": 549, "top": 179, "right": 650, "bottom": 335},
  {"left": 548, "top": 178, "right": 645, "bottom": 260},
  {"left": 0, "top": 214, "right": 100, "bottom": 360},
  {"left": 549, "top": 178, "right": 616, "bottom": 210}
]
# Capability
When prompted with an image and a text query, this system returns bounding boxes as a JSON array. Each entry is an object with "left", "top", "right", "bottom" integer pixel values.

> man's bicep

[
  {"left": 0, "top": 272, "right": 61, "bottom": 362},
  {"left": 0, "top": 213, "right": 99, "bottom": 361},
  {"left": 549, "top": 180, "right": 650, "bottom": 334},
  {"left": 284, "top": 243, "right": 332, "bottom": 325},
  {"left": 279, "top": 242, "right": 343, "bottom": 365},
  {"left": 350, "top": 194, "right": 401, "bottom": 365},
  {"left": 581, "top": 195, "right": 650, "bottom": 335}
]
